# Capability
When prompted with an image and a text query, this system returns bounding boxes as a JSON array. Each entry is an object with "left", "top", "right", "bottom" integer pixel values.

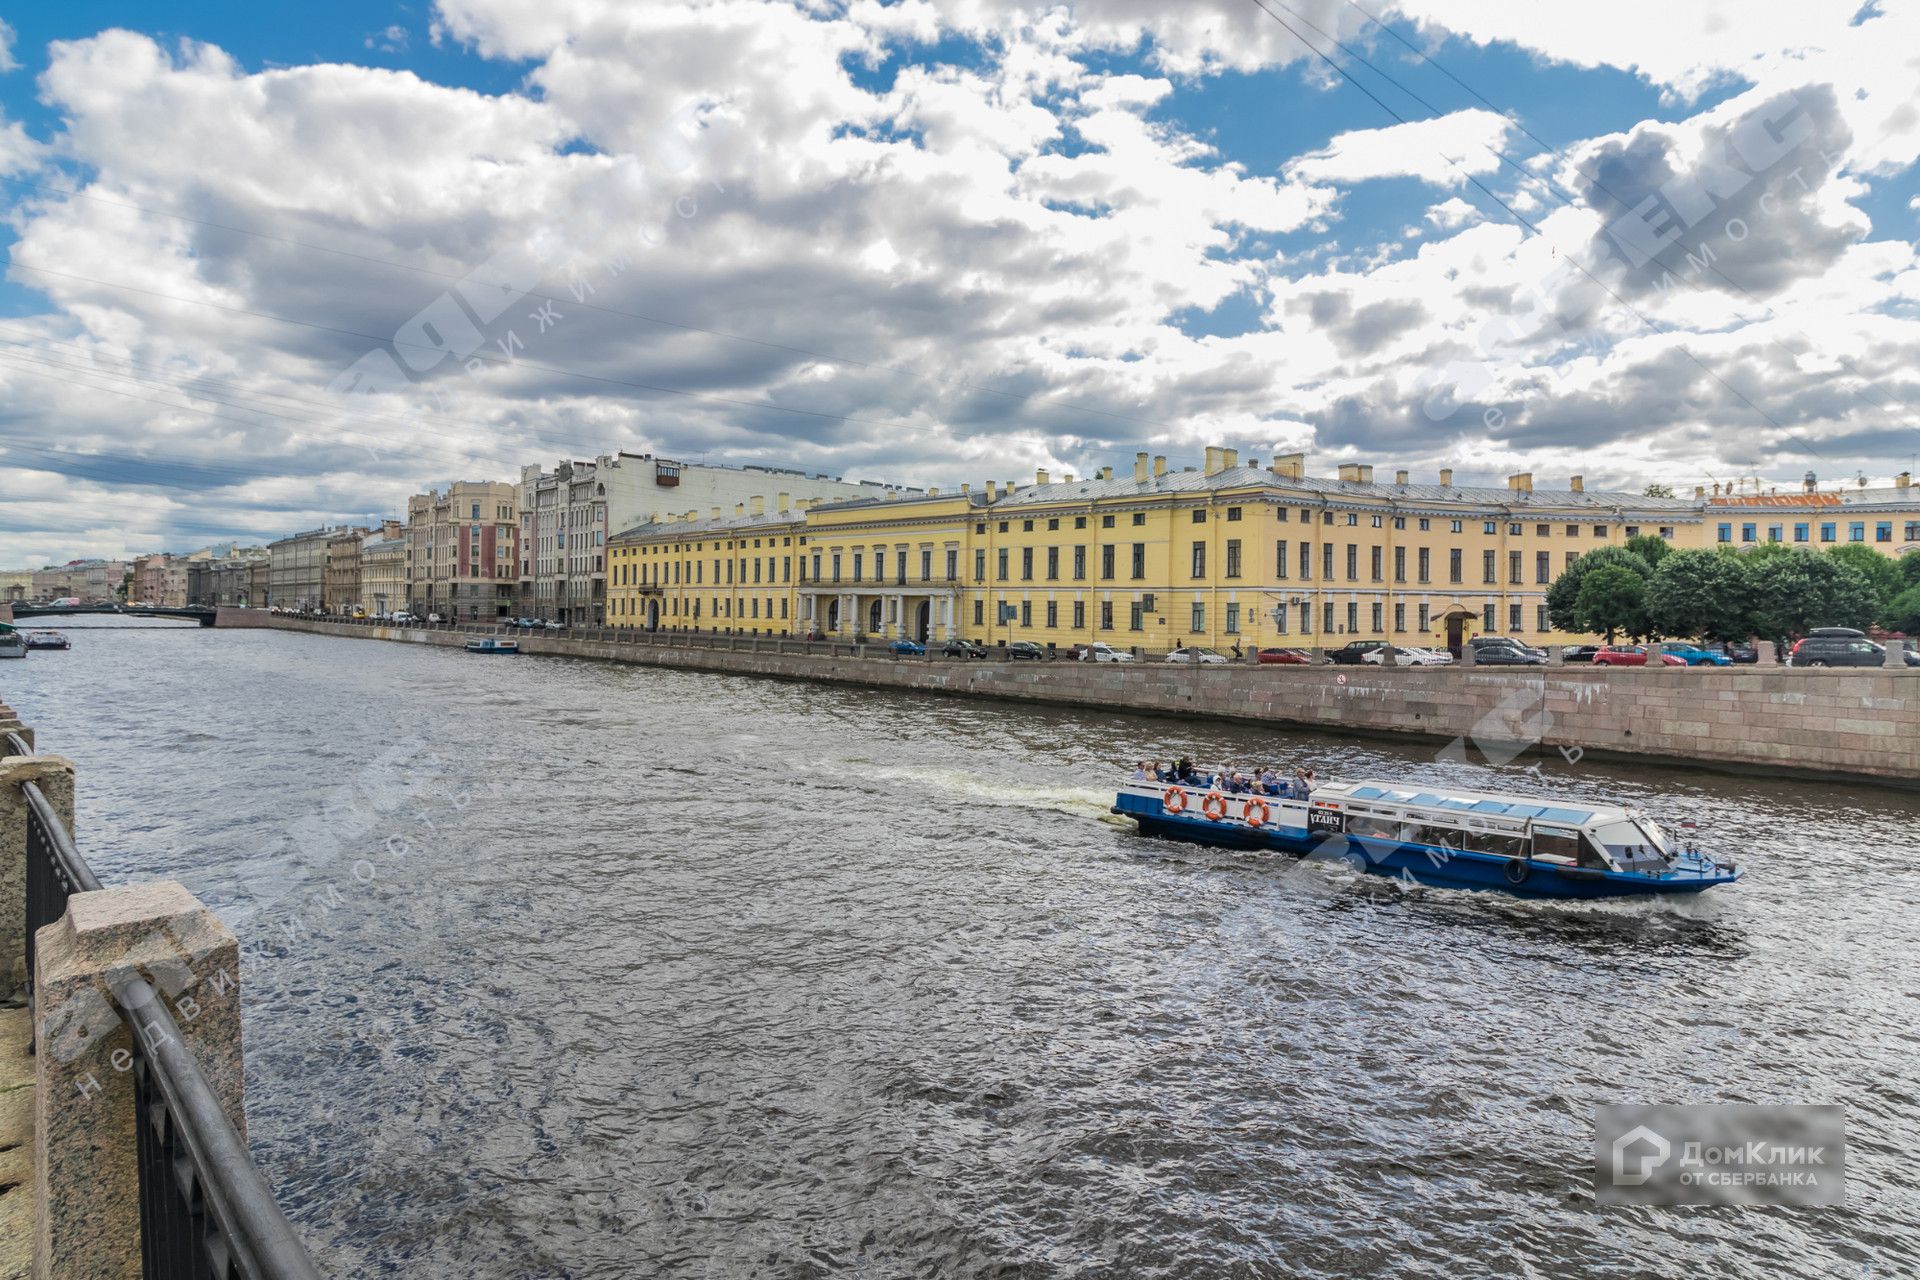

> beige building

[
  {"left": 130, "top": 553, "right": 174, "bottom": 606},
  {"left": 406, "top": 481, "right": 518, "bottom": 621},
  {"left": 0, "top": 571, "right": 29, "bottom": 603},
  {"left": 32, "top": 560, "right": 128, "bottom": 603},
  {"left": 359, "top": 538, "right": 405, "bottom": 616},
  {"left": 268, "top": 529, "right": 356, "bottom": 612}
]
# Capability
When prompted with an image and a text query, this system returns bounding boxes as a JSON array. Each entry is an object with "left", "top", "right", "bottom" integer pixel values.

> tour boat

[
  {"left": 0, "top": 628, "right": 23, "bottom": 659},
  {"left": 23, "top": 630, "right": 70, "bottom": 650},
  {"left": 463, "top": 637, "right": 521, "bottom": 655},
  {"left": 1112, "top": 776, "right": 1739, "bottom": 898}
]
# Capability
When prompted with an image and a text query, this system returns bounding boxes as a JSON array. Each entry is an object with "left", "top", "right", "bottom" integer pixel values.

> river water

[{"left": 5, "top": 619, "right": 1917, "bottom": 1278}]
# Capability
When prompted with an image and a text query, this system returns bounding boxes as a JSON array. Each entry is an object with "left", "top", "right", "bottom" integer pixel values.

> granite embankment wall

[{"left": 264, "top": 618, "right": 1920, "bottom": 782}]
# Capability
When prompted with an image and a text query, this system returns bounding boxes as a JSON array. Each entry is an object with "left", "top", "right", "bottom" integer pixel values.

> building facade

[
  {"left": 32, "top": 560, "right": 128, "bottom": 603},
  {"left": 405, "top": 483, "right": 518, "bottom": 621},
  {"left": 608, "top": 448, "right": 1715, "bottom": 651},
  {"left": 0, "top": 571, "right": 29, "bottom": 603},
  {"left": 359, "top": 539, "right": 405, "bottom": 615},
  {"left": 268, "top": 529, "right": 354, "bottom": 612},
  {"left": 521, "top": 453, "right": 914, "bottom": 626},
  {"left": 1702, "top": 472, "right": 1920, "bottom": 554}
]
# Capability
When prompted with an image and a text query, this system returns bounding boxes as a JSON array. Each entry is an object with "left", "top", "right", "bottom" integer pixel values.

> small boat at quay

[
  {"left": 1113, "top": 774, "right": 1739, "bottom": 898},
  {"left": 23, "top": 630, "right": 70, "bottom": 650},
  {"left": 0, "top": 626, "right": 24, "bottom": 660},
  {"left": 463, "top": 636, "right": 521, "bottom": 655}
]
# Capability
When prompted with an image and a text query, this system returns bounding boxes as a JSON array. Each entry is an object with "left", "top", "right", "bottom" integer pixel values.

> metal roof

[{"left": 1319, "top": 778, "right": 1629, "bottom": 826}]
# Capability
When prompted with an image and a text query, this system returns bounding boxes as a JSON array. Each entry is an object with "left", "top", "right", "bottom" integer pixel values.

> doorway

[{"left": 915, "top": 601, "right": 931, "bottom": 642}]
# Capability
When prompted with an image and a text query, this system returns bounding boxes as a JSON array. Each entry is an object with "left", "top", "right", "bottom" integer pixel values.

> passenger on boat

[{"left": 1132, "top": 763, "right": 1151, "bottom": 782}]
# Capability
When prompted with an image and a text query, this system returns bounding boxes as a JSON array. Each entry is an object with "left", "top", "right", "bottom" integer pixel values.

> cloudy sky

[{"left": 2, "top": 1, "right": 1918, "bottom": 565}]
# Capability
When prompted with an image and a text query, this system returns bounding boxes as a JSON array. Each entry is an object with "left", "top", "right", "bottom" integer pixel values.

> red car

[
  {"left": 1591, "top": 645, "right": 1686, "bottom": 667},
  {"left": 1256, "top": 647, "right": 1313, "bottom": 665}
]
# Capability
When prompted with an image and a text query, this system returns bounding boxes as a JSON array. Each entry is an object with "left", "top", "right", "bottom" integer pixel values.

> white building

[{"left": 516, "top": 452, "right": 916, "bottom": 624}]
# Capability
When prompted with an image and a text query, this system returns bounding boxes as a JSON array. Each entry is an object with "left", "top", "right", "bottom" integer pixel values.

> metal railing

[{"left": 7, "top": 733, "right": 324, "bottom": 1279}]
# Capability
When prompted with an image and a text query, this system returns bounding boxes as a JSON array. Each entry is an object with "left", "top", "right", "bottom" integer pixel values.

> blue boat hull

[{"left": 1117, "top": 793, "right": 1733, "bottom": 899}]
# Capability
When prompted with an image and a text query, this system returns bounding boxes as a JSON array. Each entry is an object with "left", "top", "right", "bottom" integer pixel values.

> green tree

[
  {"left": 1885, "top": 584, "right": 1920, "bottom": 636},
  {"left": 1899, "top": 549, "right": 1920, "bottom": 589},
  {"left": 1645, "top": 549, "right": 1752, "bottom": 641},
  {"left": 1546, "top": 545, "right": 1654, "bottom": 634},
  {"left": 1642, "top": 483, "right": 1675, "bottom": 498},
  {"left": 1748, "top": 548, "right": 1880, "bottom": 639},
  {"left": 1624, "top": 533, "right": 1673, "bottom": 569},
  {"left": 1574, "top": 565, "right": 1651, "bottom": 642},
  {"left": 1825, "top": 543, "right": 1901, "bottom": 607}
]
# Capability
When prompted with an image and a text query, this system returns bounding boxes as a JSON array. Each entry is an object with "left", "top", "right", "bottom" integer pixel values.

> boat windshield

[{"left": 1592, "top": 818, "right": 1669, "bottom": 868}]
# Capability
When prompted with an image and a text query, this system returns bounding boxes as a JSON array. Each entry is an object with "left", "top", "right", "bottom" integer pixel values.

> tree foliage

[
  {"left": 1642, "top": 483, "right": 1675, "bottom": 498},
  {"left": 1624, "top": 533, "right": 1673, "bottom": 569},
  {"left": 1546, "top": 545, "right": 1654, "bottom": 635},
  {"left": 1747, "top": 548, "right": 1880, "bottom": 639},
  {"left": 1885, "top": 585, "right": 1920, "bottom": 637},
  {"left": 1899, "top": 550, "right": 1920, "bottom": 589},
  {"left": 1645, "top": 549, "right": 1752, "bottom": 641},
  {"left": 1573, "top": 566, "right": 1651, "bottom": 641},
  {"left": 1826, "top": 543, "right": 1902, "bottom": 606}
]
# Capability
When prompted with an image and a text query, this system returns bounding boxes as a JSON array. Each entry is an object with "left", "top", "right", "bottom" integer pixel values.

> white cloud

[
  {"left": 364, "top": 25, "right": 409, "bottom": 54},
  {"left": 0, "top": 19, "right": 16, "bottom": 74},
  {"left": 1424, "top": 197, "right": 1479, "bottom": 230},
  {"left": 1287, "top": 109, "right": 1515, "bottom": 186}
]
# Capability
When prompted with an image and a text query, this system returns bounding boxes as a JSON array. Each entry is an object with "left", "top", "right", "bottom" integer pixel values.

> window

[
  {"left": 1191, "top": 601, "right": 1205, "bottom": 632},
  {"left": 1370, "top": 602, "right": 1382, "bottom": 632},
  {"left": 1393, "top": 603, "right": 1405, "bottom": 632},
  {"left": 1299, "top": 542, "right": 1312, "bottom": 580},
  {"left": 1484, "top": 521, "right": 1498, "bottom": 534},
  {"left": 1276, "top": 541, "right": 1289, "bottom": 579},
  {"left": 1021, "top": 600, "right": 1032, "bottom": 627},
  {"left": 1450, "top": 549, "right": 1463, "bottom": 583},
  {"left": 1482, "top": 550, "right": 1496, "bottom": 584},
  {"left": 1346, "top": 545, "right": 1358, "bottom": 580},
  {"left": 1101, "top": 545, "right": 1116, "bottom": 579},
  {"left": 1849, "top": 522, "right": 1866, "bottom": 543},
  {"left": 1509, "top": 603, "right": 1523, "bottom": 630},
  {"left": 921, "top": 549, "right": 932, "bottom": 580},
  {"left": 1023, "top": 520, "right": 1034, "bottom": 532},
  {"left": 1509, "top": 550, "right": 1522, "bottom": 584},
  {"left": 1536, "top": 524, "right": 1550, "bottom": 537},
  {"left": 1393, "top": 547, "right": 1405, "bottom": 582},
  {"left": 1074, "top": 516, "right": 1086, "bottom": 529},
  {"left": 1191, "top": 542, "right": 1207, "bottom": 578},
  {"left": 1418, "top": 518, "right": 1430, "bottom": 532},
  {"left": 1346, "top": 601, "right": 1358, "bottom": 632},
  {"left": 1227, "top": 507, "right": 1242, "bottom": 522},
  {"left": 1226, "top": 603, "right": 1241, "bottom": 634},
  {"left": 1226, "top": 539, "right": 1242, "bottom": 578},
  {"left": 1767, "top": 525, "right": 1782, "bottom": 543},
  {"left": 1537, "top": 604, "right": 1551, "bottom": 631},
  {"left": 1907, "top": 522, "right": 1920, "bottom": 541},
  {"left": 1450, "top": 520, "right": 1463, "bottom": 534},
  {"left": 974, "top": 600, "right": 984, "bottom": 625},
  {"left": 1130, "top": 602, "right": 1144, "bottom": 631},
  {"left": 1132, "top": 513, "right": 1146, "bottom": 526},
  {"left": 852, "top": 552, "right": 863, "bottom": 582},
  {"left": 998, "top": 521, "right": 1009, "bottom": 533},
  {"left": 947, "top": 549, "right": 959, "bottom": 580},
  {"left": 997, "top": 549, "right": 1010, "bottom": 580},
  {"left": 1418, "top": 604, "right": 1430, "bottom": 631},
  {"left": 1820, "top": 522, "right": 1836, "bottom": 543},
  {"left": 1483, "top": 604, "right": 1496, "bottom": 631},
  {"left": 1371, "top": 546, "right": 1383, "bottom": 581},
  {"left": 1072, "top": 600, "right": 1084, "bottom": 628},
  {"left": 1418, "top": 548, "right": 1430, "bottom": 583},
  {"left": 1593, "top": 525, "right": 1609, "bottom": 538},
  {"left": 1046, "top": 547, "right": 1059, "bottom": 580},
  {"left": 1193, "top": 509, "right": 1207, "bottom": 524},
  {"left": 1324, "top": 601, "right": 1336, "bottom": 631},
  {"left": 1131, "top": 544, "right": 1146, "bottom": 579},
  {"left": 1018, "top": 548, "right": 1033, "bottom": 580},
  {"left": 1045, "top": 601, "right": 1057, "bottom": 628},
  {"left": 831, "top": 553, "right": 841, "bottom": 582},
  {"left": 1047, "top": 518, "right": 1059, "bottom": 531},
  {"left": 1323, "top": 544, "right": 1335, "bottom": 580},
  {"left": 1101, "top": 600, "right": 1114, "bottom": 630},
  {"left": 1346, "top": 513, "right": 1358, "bottom": 526},
  {"left": 1741, "top": 523, "right": 1756, "bottom": 543},
  {"left": 974, "top": 549, "right": 986, "bottom": 581},
  {"left": 1072, "top": 546, "right": 1086, "bottom": 579},
  {"left": 1102, "top": 515, "right": 1116, "bottom": 528}
]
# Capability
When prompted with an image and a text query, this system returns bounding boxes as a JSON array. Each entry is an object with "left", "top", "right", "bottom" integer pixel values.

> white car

[
  {"left": 427, "top": 613, "right": 444, "bottom": 624},
  {"left": 1166, "top": 646, "right": 1229, "bottom": 665},
  {"left": 1362, "top": 644, "right": 1453, "bottom": 667},
  {"left": 391, "top": 611, "right": 418, "bottom": 624},
  {"left": 1080, "top": 642, "right": 1135, "bottom": 663}
]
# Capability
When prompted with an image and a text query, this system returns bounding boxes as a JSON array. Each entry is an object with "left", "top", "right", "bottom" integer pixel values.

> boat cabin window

[
  {"left": 1533, "top": 827, "right": 1581, "bottom": 862},
  {"left": 1407, "top": 823, "right": 1461, "bottom": 850},
  {"left": 1463, "top": 829, "right": 1525, "bottom": 859},
  {"left": 1348, "top": 815, "right": 1400, "bottom": 839}
]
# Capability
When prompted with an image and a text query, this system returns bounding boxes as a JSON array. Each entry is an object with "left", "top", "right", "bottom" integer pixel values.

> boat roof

[{"left": 1313, "top": 778, "right": 1635, "bottom": 829}]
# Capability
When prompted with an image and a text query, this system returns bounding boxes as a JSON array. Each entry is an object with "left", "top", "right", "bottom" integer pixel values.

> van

[{"left": 1788, "top": 634, "right": 1883, "bottom": 667}]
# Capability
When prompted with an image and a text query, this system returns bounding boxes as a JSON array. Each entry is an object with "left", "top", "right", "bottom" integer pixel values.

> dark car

[
  {"left": 1256, "top": 647, "right": 1313, "bottom": 665},
  {"left": 1716, "top": 641, "right": 1758, "bottom": 663},
  {"left": 1473, "top": 645, "right": 1547, "bottom": 666},
  {"left": 1006, "top": 640, "right": 1049, "bottom": 660},
  {"left": 1789, "top": 635, "right": 1885, "bottom": 667},
  {"left": 888, "top": 638, "right": 926, "bottom": 656},
  {"left": 1473, "top": 635, "right": 1547, "bottom": 658},
  {"left": 1561, "top": 644, "right": 1603, "bottom": 663},
  {"left": 942, "top": 638, "right": 987, "bottom": 659},
  {"left": 1326, "top": 640, "right": 1385, "bottom": 665}
]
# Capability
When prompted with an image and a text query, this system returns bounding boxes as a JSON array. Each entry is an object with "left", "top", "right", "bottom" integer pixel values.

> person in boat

[{"left": 1131, "top": 763, "right": 1150, "bottom": 782}]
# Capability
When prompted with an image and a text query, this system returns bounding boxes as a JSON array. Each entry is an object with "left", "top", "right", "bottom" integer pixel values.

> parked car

[
  {"left": 1716, "top": 641, "right": 1759, "bottom": 664},
  {"left": 888, "top": 638, "right": 926, "bottom": 656},
  {"left": 1256, "top": 647, "right": 1313, "bottom": 665},
  {"left": 1472, "top": 644, "right": 1548, "bottom": 666},
  {"left": 1006, "top": 640, "right": 1050, "bottom": 660},
  {"left": 942, "top": 638, "right": 987, "bottom": 659},
  {"left": 1068, "top": 641, "right": 1134, "bottom": 663},
  {"left": 542, "top": 620, "right": 564, "bottom": 631},
  {"left": 1788, "top": 634, "right": 1885, "bottom": 667},
  {"left": 1659, "top": 642, "right": 1732, "bottom": 666},
  {"left": 1166, "top": 646, "right": 1229, "bottom": 665},
  {"left": 1472, "top": 635, "right": 1547, "bottom": 658},
  {"left": 1591, "top": 645, "right": 1685, "bottom": 667},
  {"left": 391, "top": 611, "right": 418, "bottom": 624},
  {"left": 1397, "top": 646, "right": 1454, "bottom": 666},
  {"left": 1326, "top": 641, "right": 1385, "bottom": 665},
  {"left": 1561, "top": 644, "right": 1604, "bottom": 663}
]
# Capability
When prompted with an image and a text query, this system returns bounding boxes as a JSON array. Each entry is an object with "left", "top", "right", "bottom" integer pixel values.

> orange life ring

[
  {"left": 1202, "top": 792, "right": 1229, "bottom": 822},
  {"left": 1243, "top": 798, "right": 1270, "bottom": 828},
  {"left": 1163, "top": 786, "right": 1188, "bottom": 815}
]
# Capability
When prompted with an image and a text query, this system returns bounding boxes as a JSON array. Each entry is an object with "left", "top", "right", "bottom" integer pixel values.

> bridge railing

[{"left": 2, "top": 725, "right": 324, "bottom": 1280}]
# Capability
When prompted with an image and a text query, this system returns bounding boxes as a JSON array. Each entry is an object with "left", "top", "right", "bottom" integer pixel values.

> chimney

[
  {"left": 929, "top": 487, "right": 939, "bottom": 496},
  {"left": 1569, "top": 475, "right": 1583, "bottom": 493},
  {"left": 1223, "top": 448, "right": 1239, "bottom": 470},
  {"left": 777, "top": 492, "right": 790, "bottom": 512},
  {"left": 1439, "top": 469, "right": 1453, "bottom": 487},
  {"left": 1507, "top": 472, "right": 1533, "bottom": 493},
  {"left": 1898, "top": 472, "right": 1912, "bottom": 491},
  {"left": 710, "top": 507, "right": 722, "bottom": 519},
  {"left": 734, "top": 502, "right": 745, "bottom": 516},
  {"left": 1100, "top": 466, "right": 1113, "bottom": 480},
  {"left": 1134, "top": 451, "right": 1149, "bottom": 483},
  {"left": 1248, "top": 459, "right": 1261, "bottom": 472},
  {"left": 1063, "top": 473, "right": 1073, "bottom": 484},
  {"left": 1152, "top": 455, "right": 1168, "bottom": 478},
  {"left": 1694, "top": 486, "right": 1706, "bottom": 498},
  {"left": 750, "top": 496, "right": 764, "bottom": 515},
  {"left": 1337, "top": 463, "right": 1373, "bottom": 485},
  {"left": 961, "top": 482, "right": 971, "bottom": 494},
  {"left": 1037, "top": 468, "right": 1050, "bottom": 485},
  {"left": 1204, "top": 447, "right": 1227, "bottom": 477},
  {"left": 1804, "top": 471, "right": 1818, "bottom": 494},
  {"left": 986, "top": 480, "right": 998, "bottom": 500},
  {"left": 885, "top": 490, "right": 899, "bottom": 500},
  {"left": 1395, "top": 469, "right": 1409, "bottom": 485},
  {"left": 1272, "top": 453, "right": 1305, "bottom": 480}
]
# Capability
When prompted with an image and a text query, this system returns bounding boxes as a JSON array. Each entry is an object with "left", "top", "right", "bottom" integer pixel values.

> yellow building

[{"left": 608, "top": 449, "right": 1920, "bottom": 652}]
